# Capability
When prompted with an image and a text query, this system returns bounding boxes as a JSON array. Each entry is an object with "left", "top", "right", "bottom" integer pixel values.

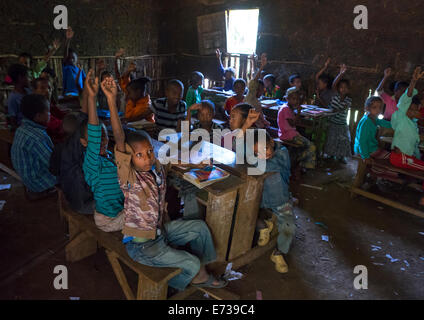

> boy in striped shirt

[{"left": 81, "top": 69, "right": 124, "bottom": 232}]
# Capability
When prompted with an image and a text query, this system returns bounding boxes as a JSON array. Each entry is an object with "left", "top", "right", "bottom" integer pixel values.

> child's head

[
  {"left": 100, "top": 70, "right": 113, "bottom": 82},
  {"left": 393, "top": 81, "right": 409, "bottom": 100},
  {"left": 125, "top": 129, "right": 155, "bottom": 172},
  {"left": 21, "top": 94, "right": 50, "bottom": 126},
  {"left": 198, "top": 100, "right": 215, "bottom": 126},
  {"left": 18, "top": 52, "right": 32, "bottom": 69},
  {"left": 127, "top": 77, "right": 150, "bottom": 102},
  {"left": 289, "top": 74, "right": 302, "bottom": 89},
  {"left": 317, "top": 74, "right": 331, "bottom": 91},
  {"left": 79, "top": 119, "right": 109, "bottom": 156},
  {"left": 407, "top": 95, "right": 422, "bottom": 120},
  {"left": 32, "top": 78, "right": 52, "bottom": 101},
  {"left": 230, "top": 103, "right": 253, "bottom": 131},
  {"left": 365, "top": 96, "right": 383, "bottom": 117},
  {"left": 65, "top": 48, "right": 78, "bottom": 66},
  {"left": 7, "top": 63, "right": 30, "bottom": 88},
  {"left": 62, "top": 113, "right": 79, "bottom": 136},
  {"left": 252, "top": 128, "right": 274, "bottom": 160},
  {"left": 256, "top": 79, "right": 265, "bottom": 98},
  {"left": 190, "top": 71, "right": 204, "bottom": 89},
  {"left": 40, "top": 66, "right": 56, "bottom": 81},
  {"left": 285, "top": 87, "right": 301, "bottom": 108},
  {"left": 337, "top": 79, "right": 350, "bottom": 97},
  {"left": 233, "top": 78, "right": 246, "bottom": 96},
  {"left": 263, "top": 74, "right": 276, "bottom": 90},
  {"left": 224, "top": 67, "right": 236, "bottom": 81},
  {"left": 166, "top": 79, "right": 184, "bottom": 106}
]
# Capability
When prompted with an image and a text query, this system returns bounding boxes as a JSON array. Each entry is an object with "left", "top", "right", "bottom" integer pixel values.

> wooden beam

[{"left": 106, "top": 250, "right": 135, "bottom": 300}]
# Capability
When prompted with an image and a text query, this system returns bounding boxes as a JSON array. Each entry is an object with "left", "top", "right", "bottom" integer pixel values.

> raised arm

[
  {"left": 216, "top": 49, "right": 225, "bottom": 76},
  {"left": 376, "top": 67, "right": 392, "bottom": 94},
  {"left": 44, "top": 39, "right": 61, "bottom": 62},
  {"left": 63, "top": 27, "right": 74, "bottom": 63},
  {"left": 253, "top": 53, "right": 267, "bottom": 81},
  {"left": 332, "top": 64, "right": 347, "bottom": 91},
  {"left": 315, "top": 58, "right": 331, "bottom": 83},
  {"left": 114, "top": 48, "right": 125, "bottom": 80},
  {"left": 102, "top": 77, "right": 125, "bottom": 152},
  {"left": 85, "top": 69, "right": 100, "bottom": 125},
  {"left": 407, "top": 67, "right": 424, "bottom": 97}
]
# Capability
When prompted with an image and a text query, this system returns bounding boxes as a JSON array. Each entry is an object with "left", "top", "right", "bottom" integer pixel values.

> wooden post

[
  {"left": 106, "top": 250, "right": 135, "bottom": 300},
  {"left": 136, "top": 274, "right": 168, "bottom": 300}
]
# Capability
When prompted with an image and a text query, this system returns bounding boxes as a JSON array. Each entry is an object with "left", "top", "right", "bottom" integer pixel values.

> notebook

[{"left": 183, "top": 165, "right": 230, "bottom": 189}]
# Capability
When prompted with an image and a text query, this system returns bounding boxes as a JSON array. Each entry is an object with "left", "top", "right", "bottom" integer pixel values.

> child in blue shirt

[{"left": 62, "top": 27, "right": 86, "bottom": 96}]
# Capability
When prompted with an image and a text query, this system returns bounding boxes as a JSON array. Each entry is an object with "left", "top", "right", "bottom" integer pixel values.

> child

[
  {"left": 223, "top": 78, "right": 246, "bottom": 116},
  {"left": 390, "top": 67, "right": 424, "bottom": 170},
  {"left": 289, "top": 74, "right": 306, "bottom": 103},
  {"left": 315, "top": 58, "right": 335, "bottom": 107},
  {"left": 102, "top": 75, "right": 227, "bottom": 291},
  {"left": 263, "top": 74, "right": 283, "bottom": 99},
  {"left": 6, "top": 64, "right": 31, "bottom": 130},
  {"left": 245, "top": 53, "right": 270, "bottom": 128},
  {"left": 215, "top": 49, "right": 235, "bottom": 91},
  {"left": 62, "top": 27, "right": 86, "bottom": 97},
  {"left": 185, "top": 71, "right": 204, "bottom": 112},
  {"left": 354, "top": 96, "right": 392, "bottom": 163},
  {"left": 40, "top": 66, "right": 59, "bottom": 104},
  {"left": 252, "top": 129, "right": 294, "bottom": 273},
  {"left": 277, "top": 87, "right": 316, "bottom": 170},
  {"left": 324, "top": 64, "right": 352, "bottom": 163},
  {"left": 32, "top": 77, "right": 66, "bottom": 144},
  {"left": 82, "top": 69, "right": 125, "bottom": 231},
  {"left": 376, "top": 67, "right": 409, "bottom": 120},
  {"left": 151, "top": 79, "right": 187, "bottom": 131},
  {"left": 187, "top": 100, "right": 223, "bottom": 139},
  {"left": 124, "top": 77, "right": 153, "bottom": 123},
  {"left": 97, "top": 70, "right": 114, "bottom": 110},
  {"left": 11, "top": 94, "right": 57, "bottom": 200}
]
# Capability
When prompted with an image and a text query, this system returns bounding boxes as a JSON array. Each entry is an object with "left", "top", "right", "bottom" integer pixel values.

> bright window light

[{"left": 226, "top": 9, "right": 259, "bottom": 55}]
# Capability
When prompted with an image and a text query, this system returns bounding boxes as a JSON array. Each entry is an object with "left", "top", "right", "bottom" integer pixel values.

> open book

[{"left": 183, "top": 165, "right": 230, "bottom": 189}]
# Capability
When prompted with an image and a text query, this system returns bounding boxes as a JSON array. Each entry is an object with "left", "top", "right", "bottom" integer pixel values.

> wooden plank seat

[{"left": 350, "top": 158, "right": 424, "bottom": 218}]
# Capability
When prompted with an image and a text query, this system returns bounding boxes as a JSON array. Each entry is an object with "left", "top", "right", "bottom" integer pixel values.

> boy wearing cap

[{"left": 277, "top": 87, "right": 316, "bottom": 170}]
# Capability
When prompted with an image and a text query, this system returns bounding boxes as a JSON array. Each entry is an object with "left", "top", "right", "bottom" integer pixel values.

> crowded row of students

[{"left": 5, "top": 26, "right": 424, "bottom": 290}]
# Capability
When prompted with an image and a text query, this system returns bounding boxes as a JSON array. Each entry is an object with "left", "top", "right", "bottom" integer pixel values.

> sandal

[
  {"left": 191, "top": 274, "right": 228, "bottom": 289},
  {"left": 257, "top": 219, "right": 274, "bottom": 246}
]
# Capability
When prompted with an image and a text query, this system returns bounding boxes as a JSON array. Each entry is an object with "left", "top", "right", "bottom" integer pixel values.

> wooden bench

[
  {"left": 58, "top": 190, "right": 240, "bottom": 300},
  {"left": 350, "top": 158, "right": 424, "bottom": 218}
]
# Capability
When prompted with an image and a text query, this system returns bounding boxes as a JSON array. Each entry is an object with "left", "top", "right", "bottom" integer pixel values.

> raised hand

[
  {"left": 339, "top": 64, "right": 347, "bottom": 74},
  {"left": 260, "top": 53, "right": 267, "bottom": 68},
  {"left": 52, "top": 39, "right": 61, "bottom": 50},
  {"left": 66, "top": 27, "right": 74, "bottom": 40},
  {"left": 115, "top": 48, "right": 125, "bottom": 58},
  {"left": 324, "top": 58, "right": 331, "bottom": 68},
  {"left": 216, "top": 49, "right": 222, "bottom": 59},
  {"left": 101, "top": 77, "right": 118, "bottom": 100},
  {"left": 246, "top": 109, "right": 260, "bottom": 127},
  {"left": 384, "top": 67, "right": 392, "bottom": 78},
  {"left": 128, "top": 61, "right": 137, "bottom": 73},
  {"left": 189, "top": 103, "right": 202, "bottom": 111},
  {"left": 412, "top": 66, "right": 424, "bottom": 82},
  {"left": 85, "top": 69, "right": 99, "bottom": 97}
]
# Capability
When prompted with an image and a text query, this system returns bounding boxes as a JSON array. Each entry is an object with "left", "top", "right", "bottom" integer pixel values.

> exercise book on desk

[{"left": 183, "top": 165, "right": 230, "bottom": 189}]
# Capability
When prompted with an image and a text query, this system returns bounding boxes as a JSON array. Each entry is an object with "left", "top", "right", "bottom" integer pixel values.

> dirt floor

[{"left": 0, "top": 159, "right": 423, "bottom": 300}]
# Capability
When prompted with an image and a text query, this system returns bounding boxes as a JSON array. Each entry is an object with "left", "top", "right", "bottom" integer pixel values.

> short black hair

[
  {"left": 127, "top": 77, "right": 151, "bottom": 92},
  {"left": 21, "top": 94, "right": 48, "bottom": 121},
  {"left": 365, "top": 96, "right": 383, "bottom": 109},
  {"left": 318, "top": 74, "right": 331, "bottom": 86},
  {"left": 42, "top": 66, "right": 56, "bottom": 78},
  {"left": 337, "top": 79, "right": 350, "bottom": 89},
  {"left": 190, "top": 71, "right": 204, "bottom": 85},
  {"left": 258, "top": 79, "right": 264, "bottom": 87},
  {"left": 100, "top": 70, "right": 112, "bottom": 81},
  {"left": 251, "top": 128, "right": 272, "bottom": 148},
  {"left": 18, "top": 52, "right": 32, "bottom": 63},
  {"left": 263, "top": 74, "right": 276, "bottom": 85},
  {"left": 32, "top": 77, "right": 48, "bottom": 90},
  {"left": 168, "top": 79, "right": 184, "bottom": 91},
  {"left": 200, "top": 100, "right": 215, "bottom": 114},
  {"left": 394, "top": 81, "right": 409, "bottom": 92},
  {"left": 289, "top": 74, "right": 301, "bottom": 84},
  {"left": 412, "top": 95, "right": 421, "bottom": 106},
  {"left": 7, "top": 64, "right": 29, "bottom": 83},
  {"left": 233, "top": 78, "right": 246, "bottom": 88},
  {"left": 224, "top": 67, "right": 236, "bottom": 76},
  {"left": 124, "top": 128, "right": 152, "bottom": 148},
  {"left": 232, "top": 103, "right": 253, "bottom": 120}
]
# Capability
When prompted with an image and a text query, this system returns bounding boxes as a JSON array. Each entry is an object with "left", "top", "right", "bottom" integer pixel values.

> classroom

[{"left": 0, "top": 0, "right": 423, "bottom": 302}]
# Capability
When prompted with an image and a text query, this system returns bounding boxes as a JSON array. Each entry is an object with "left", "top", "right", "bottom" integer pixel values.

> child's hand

[
  {"left": 260, "top": 53, "right": 267, "bottom": 68},
  {"left": 101, "top": 77, "right": 118, "bottom": 100},
  {"left": 384, "top": 67, "right": 392, "bottom": 78},
  {"left": 412, "top": 66, "right": 424, "bottom": 82},
  {"left": 85, "top": 69, "right": 99, "bottom": 97},
  {"left": 66, "top": 27, "right": 74, "bottom": 40},
  {"left": 128, "top": 61, "right": 137, "bottom": 73},
  {"left": 115, "top": 48, "right": 125, "bottom": 58},
  {"left": 246, "top": 109, "right": 260, "bottom": 127},
  {"left": 189, "top": 103, "right": 202, "bottom": 111},
  {"left": 324, "top": 58, "right": 331, "bottom": 68},
  {"left": 52, "top": 39, "right": 61, "bottom": 51},
  {"left": 339, "top": 64, "right": 347, "bottom": 74},
  {"left": 216, "top": 49, "right": 222, "bottom": 59}
]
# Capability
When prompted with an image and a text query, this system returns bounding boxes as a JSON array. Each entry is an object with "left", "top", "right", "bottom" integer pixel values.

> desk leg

[
  {"left": 205, "top": 190, "right": 237, "bottom": 262},
  {"left": 227, "top": 176, "right": 265, "bottom": 261}
]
